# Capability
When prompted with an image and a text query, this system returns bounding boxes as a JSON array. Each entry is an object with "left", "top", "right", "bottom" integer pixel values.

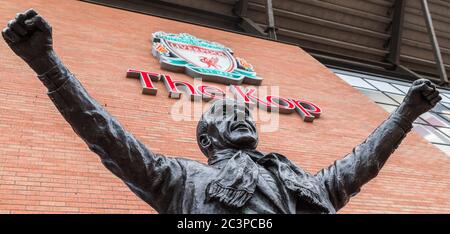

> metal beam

[
  {"left": 233, "top": 0, "right": 267, "bottom": 37},
  {"left": 315, "top": 53, "right": 442, "bottom": 84},
  {"left": 81, "top": 0, "right": 241, "bottom": 32},
  {"left": 386, "top": 0, "right": 406, "bottom": 65},
  {"left": 239, "top": 17, "right": 267, "bottom": 37},
  {"left": 82, "top": 0, "right": 449, "bottom": 88},
  {"left": 265, "top": 0, "right": 277, "bottom": 40},
  {"left": 420, "top": 0, "right": 449, "bottom": 84},
  {"left": 397, "top": 64, "right": 423, "bottom": 80},
  {"left": 233, "top": 0, "right": 248, "bottom": 17}
]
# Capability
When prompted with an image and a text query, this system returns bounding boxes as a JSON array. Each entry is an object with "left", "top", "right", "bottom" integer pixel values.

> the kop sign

[{"left": 127, "top": 32, "right": 322, "bottom": 122}]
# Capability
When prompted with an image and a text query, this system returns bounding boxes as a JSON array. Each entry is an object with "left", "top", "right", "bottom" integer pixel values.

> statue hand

[
  {"left": 2, "top": 9, "right": 55, "bottom": 74},
  {"left": 397, "top": 79, "right": 441, "bottom": 122}
]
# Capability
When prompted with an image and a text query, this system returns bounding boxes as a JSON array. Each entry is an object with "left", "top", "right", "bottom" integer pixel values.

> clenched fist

[
  {"left": 2, "top": 9, "right": 56, "bottom": 74},
  {"left": 397, "top": 78, "right": 442, "bottom": 122}
]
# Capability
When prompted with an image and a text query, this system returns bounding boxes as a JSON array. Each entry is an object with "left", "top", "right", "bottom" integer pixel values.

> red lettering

[
  {"left": 291, "top": 99, "right": 322, "bottom": 122},
  {"left": 230, "top": 86, "right": 295, "bottom": 113},
  {"left": 198, "top": 85, "right": 225, "bottom": 101},
  {"left": 126, "top": 69, "right": 160, "bottom": 95},
  {"left": 229, "top": 85, "right": 253, "bottom": 105},
  {"left": 300, "top": 100, "right": 321, "bottom": 118},
  {"left": 162, "top": 74, "right": 201, "bottom": 100},
  {"left": 126, "top": 69, "right": 324, "bottom": 124},
  {"left": 266, "top": 95, "right": 295, "bottom": 114}
]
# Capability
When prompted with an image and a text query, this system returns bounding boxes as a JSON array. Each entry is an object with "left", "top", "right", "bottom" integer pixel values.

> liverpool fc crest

[{"left": 151, "top": 32, "right": 262, "bottom": 85}]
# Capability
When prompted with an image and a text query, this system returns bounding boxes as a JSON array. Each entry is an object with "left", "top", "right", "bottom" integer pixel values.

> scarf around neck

[{"left": 206, "top": 149, "right": 330, "bottom": 213}]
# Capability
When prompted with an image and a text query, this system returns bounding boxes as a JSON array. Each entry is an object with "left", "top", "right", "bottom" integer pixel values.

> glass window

[
  {"left": 438, "top": 93, "right": 450, "bottom": 103},
  {"left": 357, "top": 89, "right": 398, "bottom": 105},
  {"left": 334, "top": 69, "right": 450, "bottom": 156},
  {"left": 413, "top": 124, "right": 450, "bottom": 144},
  {"left": 437, "top": 113, "right": 450, "bottom": 124},
  {"left": 384, "top": 93, "right": 405, "bottom": 104},
  {"left": 436, "top": 127, "right": 450, "bottom": 137},
  {"left": 431, "top": 103, "right": 450, "bottom": 114},
  {"left": 433, "top": 144, "right": 450, "bottom": 155},
  {"left": 440, "top": 93, "right": 450, "bottom": 100},
  {"left": 336, "top": 74, "right": 376, "bottom": 90},
  {"left": 420, "top": 112, "right": 450, "bottom": 128},
  {"left": 378, "top": 103, "right": 397, "bottom": 113},
  {"left": 391, "top": 83, "right": 411, "bottom": 94},
  {"left": 414, "top": 117, "right": 428, "bottom": 124},
  {"left": 365, "top": 79, "right": 404, "bottom": 94},
  {"left": 439, "top": 102, "right": 450, "bottom": 110}
]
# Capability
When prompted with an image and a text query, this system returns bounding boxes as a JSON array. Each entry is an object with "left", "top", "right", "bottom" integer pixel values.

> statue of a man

[{"left": 2, "top": 10, "right": 442, "bottom": 214}]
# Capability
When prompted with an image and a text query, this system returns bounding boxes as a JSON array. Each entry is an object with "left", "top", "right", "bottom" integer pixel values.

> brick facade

[{"left": 0, "top": 0, "right": 449, "bottom": 213}]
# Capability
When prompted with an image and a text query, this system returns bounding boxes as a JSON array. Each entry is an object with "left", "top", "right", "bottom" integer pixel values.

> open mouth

[{"left": 231, "top": 122, "right": 250, "bottom": 132}]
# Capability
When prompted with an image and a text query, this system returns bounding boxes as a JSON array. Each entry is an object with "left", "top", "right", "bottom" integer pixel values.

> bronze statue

[{"left": 2, "top": 9, "right": 442, "bottom": 214}]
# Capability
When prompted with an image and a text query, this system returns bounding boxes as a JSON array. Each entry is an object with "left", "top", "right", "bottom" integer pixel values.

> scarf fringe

[
  {"left": 207, "top": 182, "right": 253, "bottom": 208},
  {"left": 206, "top": 151, "right": 331, "bottom": 213}
]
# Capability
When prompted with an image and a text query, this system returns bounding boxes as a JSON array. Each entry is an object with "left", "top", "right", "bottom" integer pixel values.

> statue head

[{"left": 196, "top": 99, "right": 258, "bottom": 158}]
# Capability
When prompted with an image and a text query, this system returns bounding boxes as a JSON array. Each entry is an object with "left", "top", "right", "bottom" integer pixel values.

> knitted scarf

[{"left": 206, "top": 149, "right": 330, "bottom": 212}]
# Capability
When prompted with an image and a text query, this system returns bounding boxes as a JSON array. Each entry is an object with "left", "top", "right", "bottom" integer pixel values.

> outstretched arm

[
  {"left": 315, "top": 78, "right": 441, "bottom": 211},
  {"left": 2, "top": 9, "right": 185, "bottom": 213}
]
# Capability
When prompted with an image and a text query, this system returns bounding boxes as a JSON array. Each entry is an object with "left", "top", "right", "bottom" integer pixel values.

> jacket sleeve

[
  {"left": 40, "top": 64, "right": 185, "bottom": 213},
  {"left": 315, "top": 111, "right": 413, "bottom": 211}
]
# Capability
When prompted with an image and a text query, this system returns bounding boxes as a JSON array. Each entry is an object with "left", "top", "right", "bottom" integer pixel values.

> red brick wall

[{"left": 0, "top": 0, "right": 449, "bottom": 214}]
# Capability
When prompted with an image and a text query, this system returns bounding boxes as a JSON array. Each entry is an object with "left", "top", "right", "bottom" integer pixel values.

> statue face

[{"left": 201, "top": 100, "right": 258, "bottom": 152}]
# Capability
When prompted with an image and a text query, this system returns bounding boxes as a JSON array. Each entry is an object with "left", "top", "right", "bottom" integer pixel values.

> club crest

[{"left": 152, "top": 32, "right": 262, "bottom": 85}]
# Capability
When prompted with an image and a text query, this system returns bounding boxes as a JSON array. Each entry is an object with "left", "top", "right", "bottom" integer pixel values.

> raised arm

[
  {"left": 315, "top": 78, "right": 441, "bottom": 211},
  {"left": 2, "top": 9, "right": 185, "bottom": 213}
]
